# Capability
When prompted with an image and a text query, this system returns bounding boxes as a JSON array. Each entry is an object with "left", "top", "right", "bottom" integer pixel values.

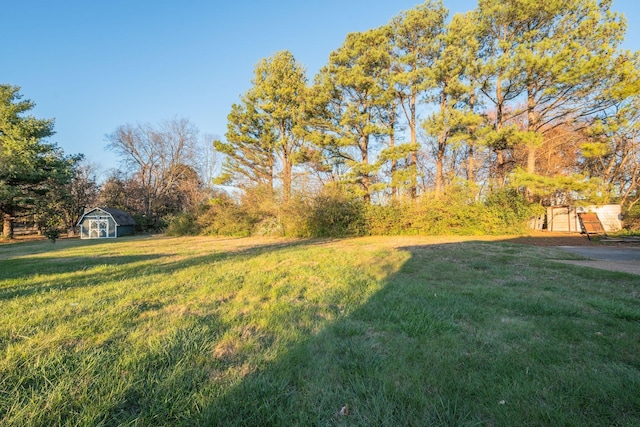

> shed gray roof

[
  {"left": 79, "top": 207, "right": 137, "bottom": 226},
  {"left": 102, "top": 208, "right": 137, "bottom": 226}
]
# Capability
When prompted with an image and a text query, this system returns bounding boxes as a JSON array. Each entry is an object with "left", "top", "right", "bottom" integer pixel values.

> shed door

[{"left": 88, "top": 219, "right": 109, "bottom": 238}]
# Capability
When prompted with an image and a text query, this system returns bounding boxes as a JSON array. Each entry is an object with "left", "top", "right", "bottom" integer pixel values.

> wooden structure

[
  {"left": 577, "top": 212, "right": 606, "bottom": 240},
  {"left": 77, "top": 207, "right": 136, "bottom": 239},
  {"left": 543, "top": 205, "right": 622, "bottom": 233}
]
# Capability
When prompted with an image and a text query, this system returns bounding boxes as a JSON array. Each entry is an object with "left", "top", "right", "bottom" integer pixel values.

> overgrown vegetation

[
  {"left": 166, "top": 185, "right": 542, "bottom": 238},
  {"left": 1, "top": 235, "right": 638, "bottom": 426}
]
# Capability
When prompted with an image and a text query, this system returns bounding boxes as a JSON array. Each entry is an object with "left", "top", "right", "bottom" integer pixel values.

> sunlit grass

[{"left": 1, "top": 235, "right": 639, "bottom": 426}]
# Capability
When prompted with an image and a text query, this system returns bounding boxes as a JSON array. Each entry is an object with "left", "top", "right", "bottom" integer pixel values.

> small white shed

[{"left": 77, "top": 207, "right": 136, "bottom": 239}]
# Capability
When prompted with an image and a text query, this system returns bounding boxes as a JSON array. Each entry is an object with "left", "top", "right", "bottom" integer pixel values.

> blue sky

[{"left": 3, "top": 1, "right": 639, "bottom": 178}]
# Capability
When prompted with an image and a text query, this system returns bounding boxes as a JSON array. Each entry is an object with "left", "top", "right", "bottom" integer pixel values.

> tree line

[
  {"left": 2, "top": 0, "right": 639, "bottom": 239},
  {"left": 0, "top": 85, "right": 212, "bottom": 238},
  {"left": 217, "top": 0, "right": 639, "bottom": 207}
]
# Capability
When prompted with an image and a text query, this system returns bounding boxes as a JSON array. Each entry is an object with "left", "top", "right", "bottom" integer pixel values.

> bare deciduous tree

[{"left": 106, "top": 117, "right": 202, "bottom": 226}]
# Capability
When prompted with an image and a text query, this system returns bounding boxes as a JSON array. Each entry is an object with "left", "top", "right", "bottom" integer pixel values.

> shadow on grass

[
  {"left": 0, "top": 254, "right": 166, "bottom": 301},
  {"left": 0, "top": 235, "right": 123, "bottom": 260},
  {"left": 5, "top": 237, "right": 640, "bottom": 426},
  {"left": 0, "top": 236, "right": 322, "bottom": 302},
  {"left": 198, "top": 241, "right": 640, "bottom": 426}
]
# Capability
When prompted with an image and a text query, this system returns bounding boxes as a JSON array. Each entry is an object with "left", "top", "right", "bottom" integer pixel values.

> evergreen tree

[
  {"left": 390, "top": 0, "right": 448, "bottom": 197},
  {"left": 310, "top": 27, "right": 393, "bottom": 202},
  {"left": 215, "top": 51, "right": 308, "bottom": 202},
  {"left": 422, "top": 11, "right": 486, "bottom": 196},
  {"left": 476, "top": 0, "right": 632, "bottom": 195},
  {"left": 214, "top": 101, "right": 277, "bottom": 189},
  {"left": 0, "top": 85, "right": 78, "bottom": 238}
]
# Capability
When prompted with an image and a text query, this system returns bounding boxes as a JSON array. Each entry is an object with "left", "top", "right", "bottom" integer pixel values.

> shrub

[
  {"left": 36, "top": 212, "right": 64, "bottom": 242},
  {"left": 484, "top": 189, "right": 544, "bottom": 234},
  {"left": 363, "top": 184, "right": 541, "bottom": 236},
  {"left": 280, "top": 195, "right": 314, "bottom": 237},
  {"left": 43, "top": 227, "right": 61, "bottom": 243},
  {"left": 166, "top": 212, "right": 200, "bottom": 236},
  {"left": 623, "top": 203, "right": 640, "bottom": 231},
  {"left": 132, "top": 213, "right": 154, "bottom": 233},
  {"left": 254, "top": 216, "right": 283, "bottom": 236},
  {"left": 197, "top": 194, "right": 255, "bottom": 237},
  {"left": 188, "top": 183, "right": 541, "bottom": 238},
  {"left": 365, "top": 200, "right": 413, "bottom": 235},
  {"left": 306, "top": 187, "right": 366, "bottom": 237}
]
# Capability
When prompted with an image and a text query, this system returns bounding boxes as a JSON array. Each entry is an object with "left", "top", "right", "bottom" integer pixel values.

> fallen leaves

[{"left": 335, "top": 403, "right": 349, "bottom": 418}]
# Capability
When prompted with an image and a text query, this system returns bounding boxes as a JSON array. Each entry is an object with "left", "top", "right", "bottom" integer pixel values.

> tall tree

[
  {"left": 97, "top": 172, "right": 130, "bottom": 211},
  {"left": 422, "top": 11, "right": 485, "bottom": 196},
  {"left": 214, "top": 101, "right": 276, "bottom": 190},
  {"left": 252, "top": 51, "right": 308, "bottom": 202},
  {"left": 390, "top": 0, "right": 448, "bottom": 197},
  {"left": 310, "top": 27, "right": 393, "bottom": 202},
  {"left": 476, "top": 0, "right": 630, "bottom": 192},
  {"left": 200, "top": 132, "right": 221, "bottom": 190},
  {"left": 581, "top": 71, "right": 640, "bottom": 208},
  {"left": 215, "top": 50, "right": 308, "bottom": 202},
  {"left": 519, "top": 0, "right": 627, "bottom": 175},
  {"left": 475, "top": 0, "right": 535, "bottom": 184},
  {"left": 0, "top": 85, "right": 78, "bottom": 238},
  {"left": 58, "top": 160, "right": 99, "bottom": 234}
]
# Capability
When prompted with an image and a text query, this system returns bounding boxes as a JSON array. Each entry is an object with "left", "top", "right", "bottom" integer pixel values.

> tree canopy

[
  {"left": 214, "top": 50, "right": 308, "bottom": 202},
  {"left": 0, "top": 85, "right": 79, "bottom": 238},
  {"left": 214, "top": 0, "right": 639, "bottom": 210}
]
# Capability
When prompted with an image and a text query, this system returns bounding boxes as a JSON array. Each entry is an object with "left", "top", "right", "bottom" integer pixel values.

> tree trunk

[
  {"left": 361, "top": 135, "right": 371, "bottom": 203},
  {"left": 467, "top": 92, "right": 477, "bottom": 185},
  {"left": 435, "top": 148, "right": 444, "bottom": 197},
  {"left": 527, "top": 144, "right": 537, "bottom": 174},
  {"left": 389, "top": 125, "right": 397, "bottom": 199},
  {"left": 495, "top": 150, "right": 505, "bottom": 188},
  {"left": 435, "top": 89, "right": 448, "bottom": 197},
  {"left": 3, "top": 213, "right": 14, "bottom": 239},
  {"left": 494, "top": 78, "right": 506, "bottom": 188},
  {"left": 525, "top": 80, "right": 539, "bottom": 200},
  {"left": 409, "top": 93, "right": 418, "bottom": 199},
  {"left": 467, "top": 146, "right": 475, "bottom": 183},
  {"left": 527, "top": 84, "right": 537, "bottom": 175},
  {"left": 282, "top": 158, "right": 292, "bottom": 204}
]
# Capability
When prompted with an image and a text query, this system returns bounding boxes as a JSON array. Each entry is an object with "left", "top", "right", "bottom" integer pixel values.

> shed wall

[
  {"left": 546, "top": 205, "right": 622, "bottom": 233},
  {"left": 79, "top": 212, "right": 117, "bottom": 238}
]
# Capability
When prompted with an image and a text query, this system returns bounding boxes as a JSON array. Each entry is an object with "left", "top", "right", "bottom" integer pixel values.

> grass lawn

[{"left": 1, "top": 235, "right": 639, "bottom": 426}]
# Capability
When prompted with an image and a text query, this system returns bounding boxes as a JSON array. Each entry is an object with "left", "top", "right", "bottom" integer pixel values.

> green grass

[{"left": 1, "top": 235, "right": 639, "bottom": 426}]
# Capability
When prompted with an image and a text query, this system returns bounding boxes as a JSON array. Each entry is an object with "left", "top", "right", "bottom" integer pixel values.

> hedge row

[{"left": 166, "top": 186, "right": 543, "bottom": 238}]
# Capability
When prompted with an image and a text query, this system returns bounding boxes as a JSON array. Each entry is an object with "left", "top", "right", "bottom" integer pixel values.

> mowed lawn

[{"left": 1, "top": 235, "right": 639, "bottom": 426}]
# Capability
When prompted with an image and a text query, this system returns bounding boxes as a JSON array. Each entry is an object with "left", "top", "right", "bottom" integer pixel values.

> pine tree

[
  {"left": 390, "top": 0, "right": 448, "bottom": 197},
  {"left": 215, "top": 51, "right": 308, "bottom": 202},
  {"left": 0, "top": 85, "right": 78, "bottom": 238},
  {"left": 309, "top": 27, "right": 393, "bottom": 202}
]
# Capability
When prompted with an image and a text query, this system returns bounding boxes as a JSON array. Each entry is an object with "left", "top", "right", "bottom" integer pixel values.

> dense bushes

[
  {"left": 165, "top": 212, "right": 200, "bottom": 236},
  {"left": 304, "top": 188, "right": 367, "bottom": 237},
  {"left": 167, "top": 184, "right": 541, "bottom": 238},
  {"left": 366, "top": 186, "right": 542, "bottom": 236},
  {"left": 622, "top": 203, "right": 640, "bottom": 231},
  {"left": 196, "top": 193, "right": 256, "bottom": 237}
]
